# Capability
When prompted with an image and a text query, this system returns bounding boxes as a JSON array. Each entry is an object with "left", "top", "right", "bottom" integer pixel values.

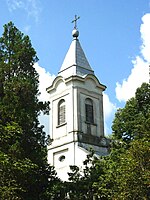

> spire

[{"left": 58, "top": 16, "right": 94, "bottom": 78}]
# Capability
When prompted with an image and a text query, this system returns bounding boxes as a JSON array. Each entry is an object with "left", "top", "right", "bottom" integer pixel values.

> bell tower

[{"left": 47, "top": 17, "right": 109, "bottom": 180}]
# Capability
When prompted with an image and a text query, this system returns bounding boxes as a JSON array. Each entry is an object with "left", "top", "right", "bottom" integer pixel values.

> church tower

[{"left": 47, "top": 17, "right": 109, "bottom": 180}]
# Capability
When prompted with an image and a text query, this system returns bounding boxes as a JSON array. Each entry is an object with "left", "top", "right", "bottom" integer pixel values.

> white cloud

[
  {"left": 34, "top": 63, "right": 55, "bottom": 134},
  {"left": 103, "top": 93, "right": 117, "bottom": 120},
  {"left": 23, "top": 25, "right": 31, "bottom": 33},
  {"left": 140, "top": 14, "right": 150, "bottom": 63},
  {"left": 103, "top": 93, "right": 117, "bottom": 135},
  {"left": 34, "top": 62, "right": 55, "bottom": 101},
  {"left": 6, "top": 0, "right": 42, "bottom": 23},
  {"left": 7, "top": 0, "right": 24, "bottom": 11},
  {"left": 26, "top": 0, "right": 42, "bottom": 24},
  {"left": 115, "top": 13, "right": 150, "bottom": 102},
  {"left": 116, "top": 57, "right": 149, "bottom": 102}
]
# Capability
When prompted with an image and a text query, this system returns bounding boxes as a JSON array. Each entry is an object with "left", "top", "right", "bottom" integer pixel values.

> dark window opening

[
  {"left": 58, "top": 99, "right": 66, "bottom": 125},
  {"left": 59, "top": 155, "right": 65, "bottom": 162},
  {"left": 85, "top": 98, "right": 94, "bottom": 124}
]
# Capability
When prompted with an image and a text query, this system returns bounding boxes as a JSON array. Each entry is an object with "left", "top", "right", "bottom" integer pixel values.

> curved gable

[
  {"left": 46, "top": 76, "right": 66, "bottom": 93},
  {"left": 84, "top": 74, "right": 106, "bottom": 91}
]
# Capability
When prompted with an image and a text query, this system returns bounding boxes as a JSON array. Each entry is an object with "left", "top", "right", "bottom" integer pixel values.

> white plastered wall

[{"left": 47, "top": 75, "right": 106, "bottom": 180}]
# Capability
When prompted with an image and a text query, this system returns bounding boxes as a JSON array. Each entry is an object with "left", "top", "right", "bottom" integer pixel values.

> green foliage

[
  {"left": 112, "top": 83, "right": 150, "bottom": 143},
  {"left": 106, "top": 83, "right": 150, "bottom": 199},
  {"left": 0, "top": 22, "right": 58, "bottom": 199},
  {"left": 136, "top": 82, "right": 150, "bottom": 117},
  {"left": 113, "top": 139, "right": 150, "bottom": 199}
]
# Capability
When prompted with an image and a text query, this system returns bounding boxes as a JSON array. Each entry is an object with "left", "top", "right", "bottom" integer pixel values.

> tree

[
  {"left": 109, "top": 82, "right": 150, "bottom": 199},
  {"left": 0, "top": 22, "right": 59, "bottom": 199},
  {"left": 112, "top": 83, "right": 150, "bottom": 143}
]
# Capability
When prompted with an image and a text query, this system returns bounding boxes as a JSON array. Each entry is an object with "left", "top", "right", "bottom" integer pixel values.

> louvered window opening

[
  {"left": 85, "top": 98, "right": 94, "bottom": 124},
  {"left": 58, "top": 100, "right": 66, "bottom": 125}
]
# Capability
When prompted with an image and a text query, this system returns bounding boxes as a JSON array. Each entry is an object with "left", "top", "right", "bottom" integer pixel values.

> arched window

[
  {"left": 85, "top": 98, "right": 94, "bottom": 124},
  {"left": 58, "top": 99, "right": 66, "bottom": 125}
]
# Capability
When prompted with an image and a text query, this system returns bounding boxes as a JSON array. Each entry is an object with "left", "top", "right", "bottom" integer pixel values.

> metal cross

[{"left": 71, "top": 15, "right": 80, "bottom": 29}]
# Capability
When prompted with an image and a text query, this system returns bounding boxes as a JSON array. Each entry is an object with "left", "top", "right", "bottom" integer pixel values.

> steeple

[
  {"left": 58, "top": 17, "right": 94, "bottom": 78},
  {"left": 47, "top": 17, "right": 108, "bottom": 181}
]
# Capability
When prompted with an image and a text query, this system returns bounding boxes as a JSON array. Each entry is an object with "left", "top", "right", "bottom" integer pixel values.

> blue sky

[{"left": 0, "top": 0, "right": 150, "bottom": 135}]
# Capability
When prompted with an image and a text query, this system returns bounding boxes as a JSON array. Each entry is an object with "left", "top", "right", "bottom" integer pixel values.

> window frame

[
  {"left": 58, "top": 99, "right": 66, "bottom": 126},
  {"left": 85, "top": 98, "right": 94, "bottom": 124}
]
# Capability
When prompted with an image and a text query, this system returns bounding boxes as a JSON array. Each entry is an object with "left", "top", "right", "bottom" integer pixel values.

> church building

[{"left": 47, "top": 17, "right": 109, "bottom": 181}]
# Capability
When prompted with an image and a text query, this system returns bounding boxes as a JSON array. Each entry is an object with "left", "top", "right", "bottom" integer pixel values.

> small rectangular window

[
  {"left": 58, "top": 99, "right": 66, "bottom": 125},
  {"left": 59, "top": 105, "right": 65, "bottom": 124},
  {"left": 85, "top": 104, "right": 94, "bottom": 124}
]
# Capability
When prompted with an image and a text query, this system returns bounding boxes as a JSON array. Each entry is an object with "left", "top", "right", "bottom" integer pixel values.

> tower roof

[{"left": 58, "top": 28, "right": 94, "bottom": 78}]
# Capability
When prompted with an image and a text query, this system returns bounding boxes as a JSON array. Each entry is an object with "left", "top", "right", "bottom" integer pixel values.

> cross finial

[{"left": 72, "top": 15, "right": 80, "bottom": 29}]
